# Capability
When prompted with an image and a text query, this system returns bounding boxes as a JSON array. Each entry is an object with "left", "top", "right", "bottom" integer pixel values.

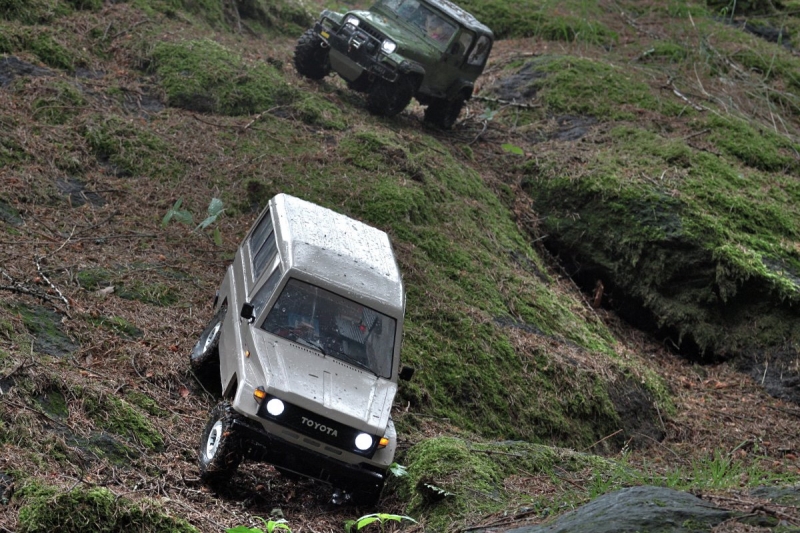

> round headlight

[
  {"left": 355, "top": 433, "right": 373, "bottom": 451},
  {"left": 266, "top": 398, "right": 285, "bottom": 416},
  {"left": 345, "top": 16, "right": 360, "bottom": 27},
  {"left": 382, "top": 40, "right": 397, "bottom": 54}
]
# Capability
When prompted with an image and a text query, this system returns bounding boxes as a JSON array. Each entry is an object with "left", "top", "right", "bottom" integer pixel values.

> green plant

[
  {"left": 227, "top": 517, "right": 291, "bottom": 533},
  {"left": 344, "top": 513, "right": 417, "bottom": 533},
  {"left": 162, "top": 197, "right": 225, "bottom": 245},
  {"left": 388, "top": 462, "right": 408, "bottom": 477}
]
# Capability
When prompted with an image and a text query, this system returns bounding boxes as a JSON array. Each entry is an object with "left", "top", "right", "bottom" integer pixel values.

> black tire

[
  {"left": 352, "top": 478, "right": 385, "bottom": 507},
  {"left": 366, "top": 77, "right": 414, "bottom": 117},
  {"left": 198, "top": 401, "right": 242, "bottom": 485},
  {"left": 294, "top": 28, "right": 331, "bottom": 80},
  {"left": 189, "top": 305, "right": 225, "bottom": 392},
  {"left": 424, "top": 97, "right": 465, "bottom": 129}
]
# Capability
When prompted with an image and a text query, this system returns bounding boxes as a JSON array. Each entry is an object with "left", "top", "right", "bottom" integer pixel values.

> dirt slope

[{"left": 0, "top": 0, "right": 799, "bottom": 532}]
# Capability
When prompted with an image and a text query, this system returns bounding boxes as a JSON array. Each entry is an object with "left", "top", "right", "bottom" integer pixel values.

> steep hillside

[{"left": 0, "top": 0, "right": 799, "bottom": 532}]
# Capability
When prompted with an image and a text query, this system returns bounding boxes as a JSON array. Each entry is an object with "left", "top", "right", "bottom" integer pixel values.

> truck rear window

[{"left": 261, "top": 278, "right": 397, "bottom": 378}]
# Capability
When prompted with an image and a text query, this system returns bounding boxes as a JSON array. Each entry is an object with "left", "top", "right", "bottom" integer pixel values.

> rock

[
  {"left": 0, "top": 56, "right": 53, "bottom": 87},
  {"left": 750, "top": 485, "right": 800, "bottom": 506},
  {"left": 503, "top": 486, "right": 731, "bottom": 533}
]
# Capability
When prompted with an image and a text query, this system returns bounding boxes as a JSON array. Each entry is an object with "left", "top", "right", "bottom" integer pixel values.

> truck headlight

[
  {"left": 382, "top": 39, "right": 397, "bottom": 54},
  {"left": 355, "top": 433, "right": 373, "bottom": 451},
  {"left": 345, "top": 15, "right": 360, "bottom": 27},
  {"left": 266, "top": 398, "right": 285, "bottom": 416}
]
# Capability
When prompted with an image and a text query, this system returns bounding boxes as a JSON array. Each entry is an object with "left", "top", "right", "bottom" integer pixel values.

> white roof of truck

[{"left": 271, "top": 194, "right": 404, "bottom": 314}]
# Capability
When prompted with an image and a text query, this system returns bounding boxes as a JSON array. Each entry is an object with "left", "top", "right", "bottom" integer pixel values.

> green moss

[
  {"left": 81, "top": 115, "right": 182, "bottom": 178},
  {"left": 511, "top": 56, "right": 684, "bottom": 120},
  {"left": 76, "top": 267, "right": 179, "bottom": 306},
  {"left": 526, "top": 121, "right": 800, "bottom": 355},
  {"left": 0, "top": 0, "right": 67, "bottom": 23},
  {"left": 35, "top": 389, "right": 68, "bottom": 419},
  {"left": 400, "top": 437, "right": 623, "bottom": 531},
  {"left": 22, "top": 30, "right": 78, "bottom": 71},
  {"left": 81, "top": 391, "right": 164, "bottom": 451},
  {"left": 10, "top": 304, "right": 78, "bottom": 357},
  {"left": 124, "top": 390, "right": 168, "bottom": 417},
  {"left": 32, "top": 80, "right": 87, "bottom": 125},
  {"left": 455, "top": 0, "right": 616, "bottom": 44},
  {"left": 87, "top": 315, "right": 143, "bottom": 339},
  {"left": 149, "top": 39, "right": 298, "bottom": 116},
  {"left": 291, "top": 94, "right": 348, "bottom": 130},
  {"left": 642, "top": 41, "right": 689, "bottom": 63},
  {"left": 705, "top": 115, "right": 799, "bottom": 172},
  {"left": 16, "top": 483, "right": 197, "bottom": 533}
]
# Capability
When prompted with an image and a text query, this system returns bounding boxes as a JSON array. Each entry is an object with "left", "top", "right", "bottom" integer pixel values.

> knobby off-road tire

[
  {"left": 198, "top": 400, "right": 242, "bottom": 485},
  {"left": 424, "top": 96, "right": 465, "bottom": 129},
  {"left": 366, "top": 77, "right": 414, "bottom": 117},
  {"left": 294, "top": 28, "right": 331, "bottom": 80},
  {"left": 189, "top": 305, "right": 225, "bottom": 393}
]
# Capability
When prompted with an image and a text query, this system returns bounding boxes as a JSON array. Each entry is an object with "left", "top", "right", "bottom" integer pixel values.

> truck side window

[
  {"left": 455, "top": 31, "right": 473, "bottom": 60},
  {"left": 467, "top": 35, "right": 491, "bottom": 67},
  {"left": 251, "top": 266, "right": 281, "bottom": 317},
  {"left": 249, "top": 211, "right": 277, "bottom": 280}
]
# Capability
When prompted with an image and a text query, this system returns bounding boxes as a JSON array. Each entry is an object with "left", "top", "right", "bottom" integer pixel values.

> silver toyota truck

[{"left": 189, "top": 193, "right": 413, "bottom": 505}]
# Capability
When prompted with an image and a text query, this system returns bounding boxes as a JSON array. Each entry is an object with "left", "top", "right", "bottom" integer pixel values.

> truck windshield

[
  {"left": 261, "top": 278, "right": 397, "bottom": 378},
  {"left": 378, "top": 0, "right": 456, "bottom": 48}
]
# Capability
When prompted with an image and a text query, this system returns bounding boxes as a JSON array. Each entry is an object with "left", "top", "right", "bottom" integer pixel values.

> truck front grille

[{"left": 257, "top": 395, "right": 379, "bottom": 458}]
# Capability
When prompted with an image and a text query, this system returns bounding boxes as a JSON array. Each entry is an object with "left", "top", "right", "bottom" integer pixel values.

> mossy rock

[
  {"left": 521, "top": 121, "right": 800, "bottom": 363},
  {"left": 10, "top": 304, "right": 78, "bottom": 357},
  {"left": 16, "top": 483, "right": 197, "bottom": 533},
  {"left": 0, "top": 198, "right": 23, "bottom": 226}
]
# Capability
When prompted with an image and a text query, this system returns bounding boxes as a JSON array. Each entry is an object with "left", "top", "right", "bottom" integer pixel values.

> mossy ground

[{"left": 15, "top": 482, "right": 197, "bottom": 533}]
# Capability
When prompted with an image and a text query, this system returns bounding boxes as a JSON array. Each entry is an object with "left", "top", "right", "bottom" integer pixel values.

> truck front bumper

[
  {"left": 234, "top": 418, "right": 386, "bottom": 493},
  {"left": 315, "top": 21, "right": 399, "bottom": 83}
]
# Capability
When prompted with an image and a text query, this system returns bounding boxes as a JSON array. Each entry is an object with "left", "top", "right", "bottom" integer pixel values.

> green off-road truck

[{"left": 294, "top": 0, "right": 493, "bottom": 129}]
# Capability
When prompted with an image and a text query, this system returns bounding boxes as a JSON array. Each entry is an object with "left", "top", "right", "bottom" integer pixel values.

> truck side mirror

[
  {"left": 399, "top": 366, "right": 415, "bottom": 381},
  {"left": 240, "top": 302, "right": 255, "bottom": 322}
]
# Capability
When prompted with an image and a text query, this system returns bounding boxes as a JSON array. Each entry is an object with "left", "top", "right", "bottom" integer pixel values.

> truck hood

[
  {"left": 254, "top": 333, "right": 396, "bottom": 434},
  {"left": 351, "top": 10, "right": 442, "bottom": 59}
]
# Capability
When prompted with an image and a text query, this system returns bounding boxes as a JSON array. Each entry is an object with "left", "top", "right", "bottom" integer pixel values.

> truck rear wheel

[
  {"left": 198, "top": 401, "right": 242, "bottom": 485},
  {"left": 366, "top": 77, "right": 413, "bottom": 117},
  {"left": 294, "top": 29, "right": 331, "bottom": 80},
  {"left": 189, "top": 305, "right": 225, "bottom": 392},
  {"left": 424, "top": 97, "right": 465, "bottom": 129}
]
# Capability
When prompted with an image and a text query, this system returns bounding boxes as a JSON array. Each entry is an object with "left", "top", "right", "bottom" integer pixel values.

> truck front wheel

[
  {"left": 198, "top": 401, "right": 242, "bottom": 485},
  {"left": 294, "top": 29, "right": 331, "bottom": 80},
  {"left": 366, "top": 77, "right": 414, "bottom": 117}
]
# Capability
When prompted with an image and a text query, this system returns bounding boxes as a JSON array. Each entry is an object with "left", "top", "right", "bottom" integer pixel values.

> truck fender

[{"left": 448, "top": 79, "right": 474, "bottom": 101}]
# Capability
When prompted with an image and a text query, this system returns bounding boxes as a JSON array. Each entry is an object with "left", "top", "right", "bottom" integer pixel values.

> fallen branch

[
  {"left": 472, "top": 95, "right": 541, "bottom": 110},
  {"left": 35, "top": 255, "right": 71, "bottom": 313},
  {"left": 0, "top": 267, "right": 60, "bottom": 304}
]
